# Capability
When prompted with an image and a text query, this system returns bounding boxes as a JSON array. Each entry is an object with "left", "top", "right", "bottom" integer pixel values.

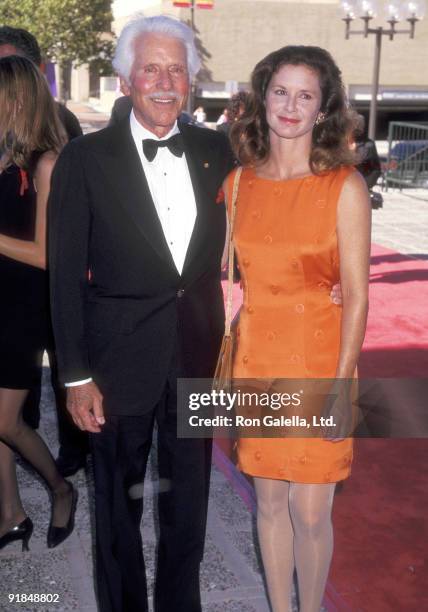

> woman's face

[{"left": 264, "top": 63, "right": 323, "bottom": 141}]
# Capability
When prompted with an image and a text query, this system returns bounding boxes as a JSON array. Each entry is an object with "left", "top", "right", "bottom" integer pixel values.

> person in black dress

[
  {"left": 0, "top": 26, "right": 88, "bottom": 476},
  {"left": 0, "top": 55, "right": 77, "bottom": 551}
]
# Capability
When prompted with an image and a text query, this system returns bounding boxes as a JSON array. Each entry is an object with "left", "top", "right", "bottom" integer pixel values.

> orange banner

[{"left": 173, "top": 1, "right": 214, "bottom": 8}]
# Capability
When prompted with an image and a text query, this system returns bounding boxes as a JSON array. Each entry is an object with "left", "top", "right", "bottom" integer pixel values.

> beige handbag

[{"left": 212, "top": 166, "right": 242, "bottom": 393}]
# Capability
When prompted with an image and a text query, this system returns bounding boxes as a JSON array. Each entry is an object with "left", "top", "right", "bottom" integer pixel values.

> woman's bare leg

[
  {"left": 0, "top": 435, "right": 27, "bottom": 537},
  {"left": 289, "top": 482, "right": 336, "bottom": 612},
  {"left": 0, "top": 388, "right": 73, "bottom": 530},
  {"left": 254, "top": 476, "right": 295, "bottom": 612}
]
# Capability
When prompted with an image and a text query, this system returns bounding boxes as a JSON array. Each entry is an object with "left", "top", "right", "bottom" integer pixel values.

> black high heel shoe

[
  {"left": 47, "top": 482, "right": 78, "bottom": 549},
  {"left": 0, "top": 517, "right": 33, "bottom": 552}
]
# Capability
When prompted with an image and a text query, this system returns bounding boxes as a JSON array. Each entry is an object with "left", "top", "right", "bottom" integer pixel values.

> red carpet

[
  {"left": 218, "top": 243, "right": 428, "bottom": 611},
  {"left": 329, "top": 439, "right": 428, "bottom": 611},
  {"left": 330, "top": 244, "right": 428, "bottom": 611},
  {"left": 360, "top": 243, "right": 428, "bottom": 377}
]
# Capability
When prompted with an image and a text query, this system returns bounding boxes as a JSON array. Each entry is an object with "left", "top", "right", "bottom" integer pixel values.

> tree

[{"left": 0, "top": 0, "right": 115, "bottom": 99}]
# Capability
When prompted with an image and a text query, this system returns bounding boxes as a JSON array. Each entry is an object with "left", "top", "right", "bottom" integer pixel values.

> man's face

[
  {"left": 120, "top": 33, "right": 189, "bottom": 138},
  {"left": 0, "top": 44, "right": 21, "bottom": 59}
]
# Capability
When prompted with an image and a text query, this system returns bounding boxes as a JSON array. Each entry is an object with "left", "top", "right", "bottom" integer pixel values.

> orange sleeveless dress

[{"left": 228, "top": 165, "right": 355, "bottom": 484}]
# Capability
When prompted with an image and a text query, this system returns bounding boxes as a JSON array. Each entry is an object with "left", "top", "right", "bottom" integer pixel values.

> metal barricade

[{"left": 385, "top": 122, "right": 428, "bottom": 190}]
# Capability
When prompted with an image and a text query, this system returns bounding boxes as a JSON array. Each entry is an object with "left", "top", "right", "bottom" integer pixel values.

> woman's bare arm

[
  {"left": 335, "top": 170, "right": 371, "bottom": 378},
  {"left": 0, "top": 151, "right": 57, "bottom": 269}
]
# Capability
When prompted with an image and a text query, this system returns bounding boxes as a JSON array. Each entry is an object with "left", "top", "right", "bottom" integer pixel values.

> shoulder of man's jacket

[{"left": 56, "top": 124, "right": 128, "bottom": 167}]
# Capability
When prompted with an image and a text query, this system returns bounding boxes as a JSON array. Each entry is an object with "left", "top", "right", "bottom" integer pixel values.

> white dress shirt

[
  {"left": 65, "top": 110, "right": 197, "bottom": 387},
  {"left": 130, "top": 109, "right": 197, "bottom": 275}
]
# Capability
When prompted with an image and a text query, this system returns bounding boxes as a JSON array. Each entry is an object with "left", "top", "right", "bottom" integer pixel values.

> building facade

[{"left": 92, "top": 0, "right": 428, "bottom": 136}]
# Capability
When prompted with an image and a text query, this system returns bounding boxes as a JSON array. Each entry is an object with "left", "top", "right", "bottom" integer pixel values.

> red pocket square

[
  {"left": 19, "top": 169, "right": 29, "bottom": 196},
  {"left": 216, "top": 187, "right": 225, "bottom": 204}
]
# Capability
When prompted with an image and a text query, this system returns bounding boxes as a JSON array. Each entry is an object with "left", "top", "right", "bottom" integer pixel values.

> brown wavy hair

[
  {"left": 230, "top": 45, "right": 357, "bottom": 173},
  {"left": 0, "top": 55, "right": 65, "bottom": 171}
]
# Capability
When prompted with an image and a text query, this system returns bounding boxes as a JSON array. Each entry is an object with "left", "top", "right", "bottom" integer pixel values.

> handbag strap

[{"left": 225, "top": 166, "right": 242, "bottom": 336}]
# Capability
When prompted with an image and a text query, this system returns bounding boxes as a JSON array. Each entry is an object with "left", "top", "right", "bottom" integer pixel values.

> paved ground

[
  {"left": 0, "top": 102, "right": 427, "bottom": 612},
  {"left": 371, "top": 185, "right": 428, "bottom": 258}
]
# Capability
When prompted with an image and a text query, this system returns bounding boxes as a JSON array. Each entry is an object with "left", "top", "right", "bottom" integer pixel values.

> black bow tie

[{"left": 142, "top": 134, "right": 184, "bottom": 162}]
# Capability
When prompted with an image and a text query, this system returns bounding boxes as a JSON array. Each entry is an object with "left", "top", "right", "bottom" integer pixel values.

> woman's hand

[{"left": 322, "top": 379, "right": 355, "bottom": 443}]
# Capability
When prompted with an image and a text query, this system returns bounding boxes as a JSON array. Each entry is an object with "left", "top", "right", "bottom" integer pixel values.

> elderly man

[{"left": 49, "top": 15, "right": 233, "bottom": 612}]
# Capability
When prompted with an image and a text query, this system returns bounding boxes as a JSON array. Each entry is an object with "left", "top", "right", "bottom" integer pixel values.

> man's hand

[
  {"left": 67, "top": 381, "right": 105, "bottom": 433},
  {"left": 330, "top": 282, "right": 342, "bottom": 305}
]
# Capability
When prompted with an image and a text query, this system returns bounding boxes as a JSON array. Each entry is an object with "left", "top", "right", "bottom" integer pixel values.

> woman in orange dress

[{"left": 227, "top": 46, "right": 371, "bottom": 611}]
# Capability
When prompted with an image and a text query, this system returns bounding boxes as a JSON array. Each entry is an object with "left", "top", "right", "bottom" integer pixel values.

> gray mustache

[{"left": 146, "top": 92, "right": 180, "bottom": 100}]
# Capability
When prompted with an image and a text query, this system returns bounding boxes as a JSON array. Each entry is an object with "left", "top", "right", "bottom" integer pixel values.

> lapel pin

[{"left": 203, "top": 162, "right": 210, "bottom": 168}]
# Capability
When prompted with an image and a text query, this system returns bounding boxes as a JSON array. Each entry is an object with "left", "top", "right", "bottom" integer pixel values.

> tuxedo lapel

[
  {"left": 102, "top": 120, "right": 177, "bottom": 272},
  {"left": 179, "top": 123, "right": 213, "bottom": 280}
]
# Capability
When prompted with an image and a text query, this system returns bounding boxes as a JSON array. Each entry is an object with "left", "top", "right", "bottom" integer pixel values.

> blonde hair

[{"left": 0, "top": 55, "right": 66, "bottom": 170}]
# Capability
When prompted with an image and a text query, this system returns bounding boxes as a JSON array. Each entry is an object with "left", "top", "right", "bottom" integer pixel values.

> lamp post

[{"left": 340, "top": 0, "right": 426, "bottom": 139}]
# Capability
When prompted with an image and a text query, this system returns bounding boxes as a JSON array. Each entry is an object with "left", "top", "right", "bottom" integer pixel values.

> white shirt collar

[{"left": 129, "top": 108, "right": 180, "bottom": 143}]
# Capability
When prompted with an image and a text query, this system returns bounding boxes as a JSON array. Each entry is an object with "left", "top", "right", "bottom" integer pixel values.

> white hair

[{"left": 112, "top": 15, "right": 201, "bottom": 83}]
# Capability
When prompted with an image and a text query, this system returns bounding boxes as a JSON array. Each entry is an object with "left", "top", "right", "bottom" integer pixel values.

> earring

[{"left": 315, "top": 113, "right": 325, "bottom": 126}]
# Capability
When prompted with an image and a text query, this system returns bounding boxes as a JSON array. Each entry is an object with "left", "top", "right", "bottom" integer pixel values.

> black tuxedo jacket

[{"left": 49, "top": 118, "right": 234, "bottom": 415}]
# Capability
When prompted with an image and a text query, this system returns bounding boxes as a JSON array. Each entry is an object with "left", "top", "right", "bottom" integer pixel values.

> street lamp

[{"left": 340, "top": 0, "right": 426, "bottom": 139}]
